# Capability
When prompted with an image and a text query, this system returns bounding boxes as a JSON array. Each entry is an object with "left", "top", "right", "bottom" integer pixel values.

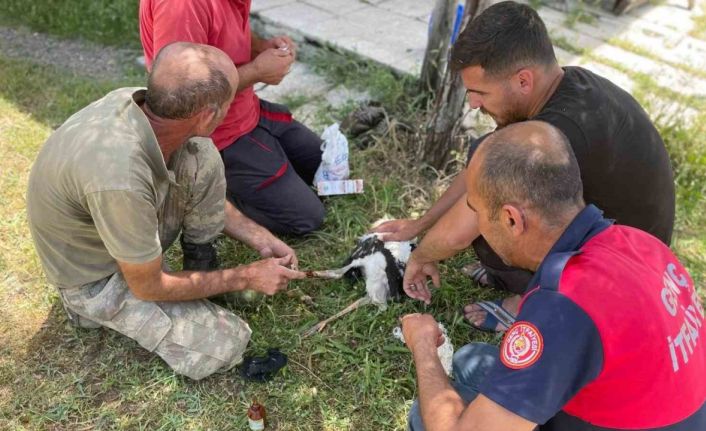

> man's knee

[
  {"left": 408, "top": 399, "right": 425, "bottom": 431},
  {"left": 452, "top": 343, "right": 499, "bottom": 389},
  {"left": 177, "top": 138, "right": 226, "bottom": 244},
  {"left": 289, "top": 198, "right": 325, "bottom": 235},
  {"left": 154, "top": 302, "right": 252, "bottom": 380},
  {"left": 160, "top": 336, "right": 250, "bottom": 380}
]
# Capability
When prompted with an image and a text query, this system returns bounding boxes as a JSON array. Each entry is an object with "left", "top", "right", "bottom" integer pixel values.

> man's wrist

[
  {"left": 414, "top": 216, "right": 427, "bottom": 232},
  {"left": 409, "top": 249, "right": 435, "bottom": 267},
  {"left": 224, "top": 265, "right": 250, "bottom": 292},
  {"left": 250, "top": 233, "right": 275, "bottom": 255},
  {"left": 411, "top": 339, "right": 440, "bottom": 361},
  {"left": 236, "top": 62, "right": 259, "bottom": 92}
]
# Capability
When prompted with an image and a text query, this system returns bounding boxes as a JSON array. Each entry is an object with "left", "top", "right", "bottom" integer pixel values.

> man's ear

[
  {"left": 515, "top": 68, "right": 534, "bottom": 95},
  {"left": 194, "top": 106, "right": 218, "bottom": 134},
  {"left": 501, "top": 204, "right": 526, "bottom": 237}
]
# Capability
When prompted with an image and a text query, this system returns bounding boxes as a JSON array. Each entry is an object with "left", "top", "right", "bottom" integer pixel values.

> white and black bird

[{"left": 303, "top": 233, "right": 415, "bottom": 336}]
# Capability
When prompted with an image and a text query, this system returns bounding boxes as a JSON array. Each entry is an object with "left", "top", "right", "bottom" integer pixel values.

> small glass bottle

[{"left": 247, "top": 400, "right": 266, "bottom": 430}]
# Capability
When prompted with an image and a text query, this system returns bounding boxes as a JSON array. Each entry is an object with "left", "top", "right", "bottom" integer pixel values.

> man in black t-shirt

[{"left": 373, "top": 1, "right": 675, "bottom": 331}]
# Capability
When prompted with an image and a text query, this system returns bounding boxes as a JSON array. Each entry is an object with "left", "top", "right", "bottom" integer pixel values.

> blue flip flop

[
  {"left": 461, "top": 262, "right": 491, "bottom": 288},
  {"left": 468, "top": 299, "right": 516, "bottom": 333}
]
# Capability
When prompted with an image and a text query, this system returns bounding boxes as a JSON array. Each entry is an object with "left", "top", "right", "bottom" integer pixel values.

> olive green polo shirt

[{"left": 27, "top": 88, "right": 176, "bottom": 287}]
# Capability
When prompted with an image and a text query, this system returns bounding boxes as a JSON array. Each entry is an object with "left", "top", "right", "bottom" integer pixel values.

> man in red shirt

[{"left": 140, "top": 0, "right": 325, "bottom": 241}]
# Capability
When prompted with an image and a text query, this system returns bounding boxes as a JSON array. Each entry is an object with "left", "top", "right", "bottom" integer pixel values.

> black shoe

[
  {"left": 181, "top": 236, "right": 219, "bottom": 271},
  {"left": 239, "top": 349, "right": 288, "bottom": 382}
]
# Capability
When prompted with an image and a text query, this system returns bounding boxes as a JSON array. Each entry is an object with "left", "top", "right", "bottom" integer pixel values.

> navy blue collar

[{"left": 526, "top": 204, "right": 613, "bottom": 291}]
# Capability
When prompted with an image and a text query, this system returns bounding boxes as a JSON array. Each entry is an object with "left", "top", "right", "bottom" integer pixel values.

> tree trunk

[
  {"left": 420, "top": 0, "right": 482, "bottom": 171},
  {"left": 420, "top": 0, "right": 458, "bottom": 94}
]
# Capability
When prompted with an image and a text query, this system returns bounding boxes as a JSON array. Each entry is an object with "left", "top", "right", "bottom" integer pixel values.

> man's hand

[
  {"left": 265, "top": 35, "right": 297, "bottom": 59},
  {"left": 403, "top": 254, "right": 441, "bottom": 304},
  {"left": 401, "top": 313, "right": 444, "bottom": 353},
  {"left": 242, "top": 256, "right": 305, "bottom": 295},
  {"left": 371, "top": 218, "right": 422, "bottom": 242},
  {"left": 252, "top": 48, "right": 293, "bottom": 85},
  {"left": 252, "top": 34, "right": 297, "bottom": 57},
  {"left": 257, "top": 237, "right": 299, "bottom": 270}
]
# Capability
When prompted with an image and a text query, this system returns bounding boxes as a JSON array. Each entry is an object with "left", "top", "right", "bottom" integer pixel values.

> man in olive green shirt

[{"left": 27, "top": 42, "right": 305, "bottom": 380}]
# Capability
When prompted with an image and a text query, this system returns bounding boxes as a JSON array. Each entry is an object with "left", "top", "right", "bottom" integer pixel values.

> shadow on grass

[{"left": 8, "top": 296, "right": 263, "bottom": 429}]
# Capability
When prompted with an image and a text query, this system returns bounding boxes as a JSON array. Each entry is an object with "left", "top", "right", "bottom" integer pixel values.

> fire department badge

[{"left": 501, "top": 321, "right": 543, "bottom": 369}]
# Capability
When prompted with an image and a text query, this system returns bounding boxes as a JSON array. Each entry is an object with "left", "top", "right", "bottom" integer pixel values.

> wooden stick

[{"left": 302, "top": 296, "right": 372, "bottom": 337}]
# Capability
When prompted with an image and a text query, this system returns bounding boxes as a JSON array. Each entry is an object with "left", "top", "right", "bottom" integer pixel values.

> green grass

[
  {"left": 307, "top": 50, "right": 423, "bottom": 116},
  {"left": 0, "top": 0, "right": 140, "bottom": 47}
]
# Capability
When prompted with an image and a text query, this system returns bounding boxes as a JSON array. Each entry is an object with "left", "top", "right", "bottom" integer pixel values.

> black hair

[{"left": 450, "top": 1, "right": 557, "bottom": 76}]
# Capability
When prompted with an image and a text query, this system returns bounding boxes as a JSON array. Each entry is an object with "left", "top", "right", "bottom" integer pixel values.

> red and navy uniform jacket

[{"left": 479, "top": 205, "right": 706, "bottom": 430}]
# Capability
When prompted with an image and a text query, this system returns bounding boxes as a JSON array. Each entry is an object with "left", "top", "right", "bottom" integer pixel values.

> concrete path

[
  {"left": 254, "top": 62, "right": 369, "bottom": 125},
  {"left": 252, "top": 0, "right": 706, "bottom": 123},
  {"left": 252, "top": 0, "right": 434, "bottom": 76}
]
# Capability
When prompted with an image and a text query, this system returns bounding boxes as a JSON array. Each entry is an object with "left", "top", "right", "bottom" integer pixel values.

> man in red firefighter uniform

[{"left": 402, "top": 121, "right": 706, "bottom": 431}]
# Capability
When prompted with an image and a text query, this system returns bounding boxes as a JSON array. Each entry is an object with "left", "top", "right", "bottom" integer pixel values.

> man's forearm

[
  {"left": 413, "top": 193, "right": 480, "bottom": 265},
  {"left": 235, "top": 62, "right": 260, "bottom": 93},
  {"left": 417, "top": 169, "right": 467, "bottom": 232},
  {"left": 414, "top": 344, "right": 466, "bottom": 431},
  {"left": 122, "top": 258, "right": 251, "bottom": 302},
  {"left": 151, "top": 266, "right": 250, "bottom": 301},
  {"left": 223, "top": 201, "right": 276, "bottom": 252}
]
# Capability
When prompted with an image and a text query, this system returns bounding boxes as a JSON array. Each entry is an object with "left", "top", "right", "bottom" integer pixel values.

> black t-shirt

[{"left": 469, "top": 66, "right": 675, "bottom": 245}]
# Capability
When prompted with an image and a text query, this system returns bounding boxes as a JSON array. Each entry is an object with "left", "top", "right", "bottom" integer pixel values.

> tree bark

[
  {"left": 420, "top": 0, "right": 481, "bottom": 171},
  {"left": 420, "top": 0, "right": 458, "bottom": 94}
]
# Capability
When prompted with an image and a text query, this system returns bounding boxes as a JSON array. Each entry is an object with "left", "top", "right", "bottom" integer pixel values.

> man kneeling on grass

[
  {"left": 401, "top": 121, "right": 706, "bottom": 431},
  {"left": 27, "top": 42, "right": 305, "bottom": 380}
]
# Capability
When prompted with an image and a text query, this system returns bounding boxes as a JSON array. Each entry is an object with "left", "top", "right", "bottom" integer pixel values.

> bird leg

[
  {"left": 302, "top": 296, "right": 372, "bottom": 337},
  {"left": 304, "top": 265, "right": 354, "bottom": 279}
]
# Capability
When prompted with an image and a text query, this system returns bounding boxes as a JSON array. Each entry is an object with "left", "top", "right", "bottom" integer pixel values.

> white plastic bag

[
  {"left": 393, "top": 323, "right": 454, "bottom": 377},
  {"left": 314, "top": 123, "right": 349, "bottom": 185}
]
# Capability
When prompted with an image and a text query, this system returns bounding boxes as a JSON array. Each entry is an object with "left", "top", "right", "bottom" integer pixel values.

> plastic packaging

[
  {"left": 393, "top": 323, "right": 454, "bottom": 376},
  {"left": 317, "top": 179, "right": 364, "bottom": 196},
  {"left": 313, "top": 123, "right": 350, "bottom": 185}
]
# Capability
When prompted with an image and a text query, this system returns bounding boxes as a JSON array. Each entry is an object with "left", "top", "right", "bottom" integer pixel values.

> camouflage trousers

[{"left": 57, "top": 139, "right": 252, "bottom": 380}]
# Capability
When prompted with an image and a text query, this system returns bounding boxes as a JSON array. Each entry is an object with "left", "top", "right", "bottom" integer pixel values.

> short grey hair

[
  {"left": 476, "top": 122, "right": 584, "bottom": 226},
  {"left": 146, "top": 43, "right": 232, "bottom": 120}
]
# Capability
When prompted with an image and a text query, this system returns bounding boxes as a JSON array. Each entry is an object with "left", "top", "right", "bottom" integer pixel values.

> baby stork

[{"left": 303, "top": 233, "right": 414, "bottom": 337}]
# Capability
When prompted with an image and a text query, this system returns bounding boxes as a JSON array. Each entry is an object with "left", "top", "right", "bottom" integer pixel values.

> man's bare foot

[
  {"left": 463, "top": 294, "right": 522, "bottom": 332},
  {"left": 461, "top": 262, "right": 490, "bottom": 287}
]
